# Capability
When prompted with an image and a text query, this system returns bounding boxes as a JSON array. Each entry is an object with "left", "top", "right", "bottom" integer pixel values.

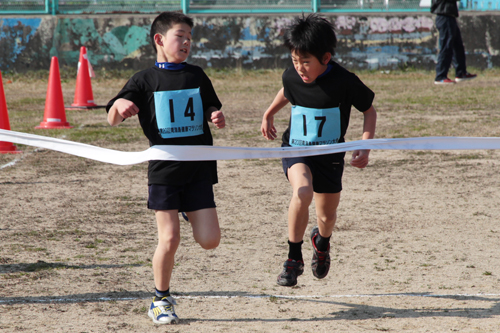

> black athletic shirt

[
  {"left": 106, "top": 65, "right": 222, "bottom": 186},
  {"left": 281, "top": 61, "right": 375, "bottom": 147}
]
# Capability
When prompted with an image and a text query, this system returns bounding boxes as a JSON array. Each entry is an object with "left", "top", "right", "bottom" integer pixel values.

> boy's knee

[
  {"left": 158, "top": 233, "right": 181, "bottom": 251},
  {"left": 293, "top": 186, "right": 314, "bottom": 205},
  {"left": 317, "top": 211, "right": 337, "bottom": 225},
  {"left": 198, "top": 235, "right": 220, "bottom": 250}
]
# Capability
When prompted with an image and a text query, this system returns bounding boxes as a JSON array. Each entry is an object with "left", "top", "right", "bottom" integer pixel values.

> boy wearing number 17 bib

[
  {"left": 107, "top": 12, "right": 225, "bottom": 324},
  {"left": 261, "top": 14, "right": 377, "bottom": 287}
]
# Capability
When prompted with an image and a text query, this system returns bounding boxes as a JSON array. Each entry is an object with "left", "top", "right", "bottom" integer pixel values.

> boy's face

[
  {"left": 154, "top": 23, "right": 192, "bottom": 63},
  {"left": 291, "top": 50, "right": 330, "bottom": 84}
]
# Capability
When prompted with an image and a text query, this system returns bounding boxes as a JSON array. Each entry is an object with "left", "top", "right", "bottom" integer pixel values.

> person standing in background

[{"left": 431, "top": 0, "right": 477, "bottom": 85}]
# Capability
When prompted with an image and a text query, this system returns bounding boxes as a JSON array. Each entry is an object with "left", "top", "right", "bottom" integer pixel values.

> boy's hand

[
  {"left": 115, "top": 98, "right": 139, "bottom": 119},
  {"left": 350, "top": 149, "right": 370, "bottom": 168},
  {"left": 211, "top": 110, "right": 225, "bottom": 129},
  {"left": 108, "top": 98, "right": 138, "bottom": 126},
  {"left": 261, "top": 116, "right": 277, "bottom": 140}
]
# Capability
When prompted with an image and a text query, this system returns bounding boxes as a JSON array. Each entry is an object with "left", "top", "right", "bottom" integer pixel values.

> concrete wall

[{"left": 0, "top": 13, "right": 499, "bottom": 73}]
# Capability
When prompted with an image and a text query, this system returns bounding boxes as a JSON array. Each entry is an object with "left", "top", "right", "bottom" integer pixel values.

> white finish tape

[{"left": 1, "top": 129, "right": 500, "bottom": 166}]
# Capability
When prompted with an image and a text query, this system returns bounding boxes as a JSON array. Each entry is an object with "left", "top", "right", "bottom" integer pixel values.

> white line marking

[
  {"left": 0, "top": 159, "right": 21, "bottom": 169},
  {"left": 1, "top": 293, "right": 499, "bottom": 304},
  {"left": 0, "top": 147, "right": 46, "bottom": 169}
]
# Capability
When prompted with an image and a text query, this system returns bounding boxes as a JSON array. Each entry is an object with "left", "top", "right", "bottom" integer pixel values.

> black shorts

[
  {"left": 282, "top": 152, "right": 345, "bottom": 194},
  {"left": 147, "top": 179, "right": 216, "bottom": 212}
]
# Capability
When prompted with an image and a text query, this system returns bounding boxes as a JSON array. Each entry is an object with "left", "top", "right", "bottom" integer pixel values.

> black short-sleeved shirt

[
  {"left": 106, "top": 65, "right": 222, "bottom": 186},
  {"left": 281, "top": 61, "right": 375, "bottom": 148}
]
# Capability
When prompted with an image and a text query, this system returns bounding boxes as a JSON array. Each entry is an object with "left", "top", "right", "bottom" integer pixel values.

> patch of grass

[
  {"left": 133, "top": 306, "right": 148, "bottom": 314},
  {"left": 438, "top": 285, "right": 453, "bottom": 290},
  {"left": 67, "top": 127, "right": 144, "bottom": 144},
  {"left": 7, "top": 97, "right": 46, "bottom": 108},
  {"left": 233, "top": 130, "right": 260, "bottom": 139},
  {"left": 2, "top": 272, "right": 30, "bottom": 279},
  {"left": 121, "top": 247, "right": 137, "bottom": 252},
  {"left": 9, "top": 244, "right": 47, "bottom": 253}
]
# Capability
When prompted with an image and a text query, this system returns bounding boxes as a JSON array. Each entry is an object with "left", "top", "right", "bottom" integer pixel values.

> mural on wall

[
  {"left": 189, "top": 15, "right": 438, "bottom": 69},
  {"left": 0, "top": 18, "right": 42, "bottom": 69},
  {"left": 191, "top": 16, "right": 290, "bottom": 68},
  {"left": 51, "top": 17, "right": 153, "bottom": 69},
  {"left": 0, "top": 14, "right": 498, "bottom": 72},
  {"left": 335, "top": 16, "right": 436, "bottom": 69}
]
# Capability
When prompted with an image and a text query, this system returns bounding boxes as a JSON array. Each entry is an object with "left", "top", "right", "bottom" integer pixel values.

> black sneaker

[
  {"left": 277, "top": 259, "right": 304, "bottom": 286},
  {"left": 310, "top": 226, "right": 331, "bottom": 279},
  {"left": 455, "top": 73, "right": 477, "bottom": 82}
]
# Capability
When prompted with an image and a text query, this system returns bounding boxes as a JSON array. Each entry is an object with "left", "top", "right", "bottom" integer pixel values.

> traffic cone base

[
  {"left": 71, "top": 100, "right": 95, "bottom": 107},
  {"left": 0, "top": 141, "right": 22, "bottom": 154},
  {"left": 66, "top": 104, "right": 105, "bottom": 109},
  {"left": 35, "top": 121, "right": 73, "bottom": 129}
]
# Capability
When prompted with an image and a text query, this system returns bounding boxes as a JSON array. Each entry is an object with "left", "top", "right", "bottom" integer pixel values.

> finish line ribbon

[{"left": 1, "top": 129, "right": 500, "bottom": 166}]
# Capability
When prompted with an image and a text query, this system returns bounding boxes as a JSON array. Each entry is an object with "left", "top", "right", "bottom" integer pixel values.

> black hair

[
  {"left": 283, "top": 13, "right": 337, "bottom": 62},
  {"left": 150, "top": 11, "right": 194, "bottom": 53}
]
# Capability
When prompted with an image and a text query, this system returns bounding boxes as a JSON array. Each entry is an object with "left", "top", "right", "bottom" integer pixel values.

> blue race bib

[
  {"left": 289, "top": 105, "right": 341, "bottom": 146},
  {"left": 154, "top": 88, "right": 204, "bottom": 139}
]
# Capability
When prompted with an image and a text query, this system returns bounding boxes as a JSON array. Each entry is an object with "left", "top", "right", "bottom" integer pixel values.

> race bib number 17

[
  {"left": 289, "top": 105, "right": 341, "bottom": 146},
  {"left": 154, "top": 88, "right": 204, "bottom": 139}
]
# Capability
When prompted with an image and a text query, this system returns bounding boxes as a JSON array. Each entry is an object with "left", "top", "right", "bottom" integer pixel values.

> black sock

[
  {"left": 154, "top": 288, "right": 170, "bottom": 301},
  {"left": 288, "top": 240, "right": 303, "bottom": 261},
  {"left": 315, "top": 233, "right": 331, "bottom": 252}
]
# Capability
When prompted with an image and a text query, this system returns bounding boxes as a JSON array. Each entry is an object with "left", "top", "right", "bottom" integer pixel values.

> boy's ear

[
  {"left": 322, "top": 52, "right": 332, "bottom": 65},
  {"left": 154, "top": 33, "right": 163, "bottom": 46}
]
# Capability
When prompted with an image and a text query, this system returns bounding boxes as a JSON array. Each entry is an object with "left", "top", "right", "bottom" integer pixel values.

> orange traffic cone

[
  {"left": 36, "top": 57, "right": 73, "bottom": 129},
  {"left": 69, "top": 46, "right": 98, "bottom": 108},
  {"left": 0, "top": 70, "right": 21, "bottom": 154}
]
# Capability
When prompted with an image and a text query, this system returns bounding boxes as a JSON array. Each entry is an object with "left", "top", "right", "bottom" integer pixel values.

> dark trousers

[{"left": 435, "top": 15, "right": 467, "bottom": 81}]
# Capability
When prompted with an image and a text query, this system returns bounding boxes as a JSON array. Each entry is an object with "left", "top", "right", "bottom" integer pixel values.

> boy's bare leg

[
  {"left": 287, "top": 163, "right": 314, "bottom": 242},
  {"left": 185, "top": 208, "right": 220, "bottom": 250},
  {"left": 309, "top": 192, "right": 339, "bottom": 279},
  {"left": 276, "top": 163, "right": 313, "bottom": 286},
  {"left": 153, "top": 210, "right": 181, "bottom": 291},
  {"left": 313, "top": 192, "right": 341, "bottom": 238}
]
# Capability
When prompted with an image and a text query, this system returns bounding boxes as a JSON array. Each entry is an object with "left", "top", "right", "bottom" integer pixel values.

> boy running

[
  {"left": 261, "top": 14, "right": 377, "bottom": 287},
  {"left": 107, "top": 12, "right": 225, "bottom": 323}
]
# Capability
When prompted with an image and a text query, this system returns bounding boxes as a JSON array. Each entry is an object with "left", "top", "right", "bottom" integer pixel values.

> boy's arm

[
  {"left": 350, "top": 105, "right": 377, "bottom": 168},
  {"left": 107, "top": 98, "right": 139, "bottom": 126},
  {"left": 206, "top": 106, "right": 226, "bottom": 129},
  {"left": 261, "top": 88, "right": 289, "bottom": 141}
]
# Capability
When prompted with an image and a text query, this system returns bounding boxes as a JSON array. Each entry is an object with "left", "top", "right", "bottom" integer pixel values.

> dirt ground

[{"left": 1, "top": 69, "right": 500, "bottom": 332}]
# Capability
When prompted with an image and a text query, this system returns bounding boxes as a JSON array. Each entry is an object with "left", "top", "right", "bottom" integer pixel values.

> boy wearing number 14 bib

[
  {"left": 261, "top": 14, "right": 377, "bottom": 287},
  {"left": 107, "top": 12, "right": 225, "bottom": 324}
]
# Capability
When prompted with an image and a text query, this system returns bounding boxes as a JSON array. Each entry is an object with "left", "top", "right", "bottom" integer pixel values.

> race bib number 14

[
  {"left": 289, "top": 105, "right": 341, "bottom": 146},
  {"left": 154, "top": 88, "right": 204, "bottom": 139}
]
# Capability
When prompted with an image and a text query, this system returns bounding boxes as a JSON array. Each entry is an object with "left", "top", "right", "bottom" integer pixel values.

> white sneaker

[{"left": 148, "top": 296, "right": 179, "bottom": 324}]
